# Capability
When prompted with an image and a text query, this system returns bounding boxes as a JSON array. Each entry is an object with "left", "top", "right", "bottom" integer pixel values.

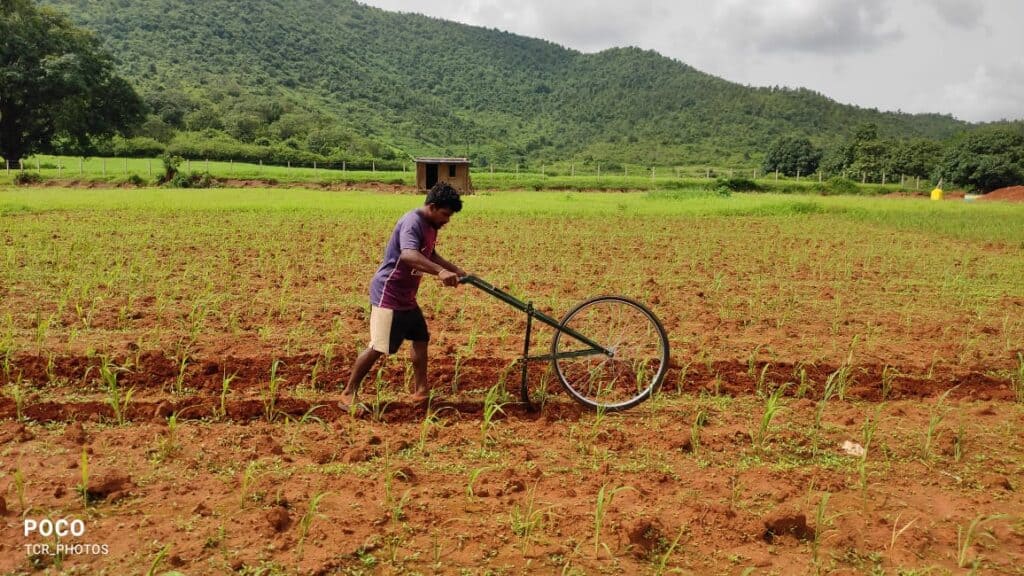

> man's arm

[
  {"left": 430, "top": 251, "right": 466, "bottom": 277},
  {"left": 400, "top": 249, "right": 459, "bottom": 285}
]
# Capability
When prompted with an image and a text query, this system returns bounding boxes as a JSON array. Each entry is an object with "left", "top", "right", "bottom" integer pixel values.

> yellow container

[{"left": 930, "top": 187, "right": 944, "bottom": 201}]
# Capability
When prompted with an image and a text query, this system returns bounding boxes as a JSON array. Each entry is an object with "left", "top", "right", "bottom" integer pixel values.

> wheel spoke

[{"left": 553, "top": 297, "right": 668, "bottom": 411}]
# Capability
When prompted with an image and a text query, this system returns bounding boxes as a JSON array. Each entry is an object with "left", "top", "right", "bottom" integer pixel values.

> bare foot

[
  {"left": 338, "top": 391, "right": 357, "bottom": 413},
  {"left": 409, "top": 390, "right": 432, "bottom": 406}
]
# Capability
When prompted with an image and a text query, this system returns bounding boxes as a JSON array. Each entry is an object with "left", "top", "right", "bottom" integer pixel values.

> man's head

[{"left": 422, "top": 183, "right": 462, "bottom": 229}]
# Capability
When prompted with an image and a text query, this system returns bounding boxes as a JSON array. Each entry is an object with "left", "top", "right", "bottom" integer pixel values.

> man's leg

[
  {"left": 341, "top": 347, "right": 384, "bottom": 406},
  {"left": 409, "top": 340, "right": 429, "bottom": 403}
]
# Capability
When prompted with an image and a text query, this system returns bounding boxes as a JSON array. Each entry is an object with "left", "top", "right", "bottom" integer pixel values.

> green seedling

[
  {"left": 13, "top": 468, "right": 27, "bottom": 515},
  {"left": 262, "top": 359, "right": 284, "bottom": 423},
  {"left": 957, "top": 514, "right": 1007, "bottom": 568},
  {"left": 466, "top": 466, "right": 492, "bottom": 500},
  {"left": 510, "top": 482, "right": 552, "bottom": 554},
  {"left": 858, "top": 408, "right": 879, "bottom": 496},
  {"left": 922, "top": 387, "right": 956, "bottom": 460},
  {"left": 155, "top": 411, "right": 182, "bottom": 462},
  {"left": 145, "top": 544, "right": 171, "bottom": 576},
  {"left": 217, "top": 370, "right": 238, "bottom": 420},
  {"left": 753, "top": 383, "right": 788, "bottom": 450},
  {"left": 100, "top": 357, "right": 135, "bottom": 426},
  {"left": 880, "top": 364, "right": 899, "bottom": 401},
  {"left": 1012, "top": 352, "right": 1024, "bottom": 403},
  {"left": 690, "top": 410, "right": 707, "bottom": 457},
  {"left": 239, "top": 461, "right": 261, "bottom": 507},
  {"left": 653, "top": 525, "right": 688, "bottom": 575},
  {"left": 593, "top": 483, "right": 633, "bottom": 554},
  {"left": 480, "top": 383, "right": 508, "bottom": 447},
  {"left": 297, "top": 491, "right": 330, "bottom": 556},
  {"left": 5, "top": 380, "right": 27, "bottom": 422}
]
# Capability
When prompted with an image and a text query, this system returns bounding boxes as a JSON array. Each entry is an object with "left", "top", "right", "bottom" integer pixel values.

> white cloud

[
  {"left": 710, "top": 0, "right": 904, "bottom": 55},
  {"left": 358, "top": 0, "right": 1024, "bottom": 121},
  {"left": 936, "top": 61, "right": 1024, "bottom": 121},
  {"left": 927, "top": 0, "right": 985, "bottom": 30}
]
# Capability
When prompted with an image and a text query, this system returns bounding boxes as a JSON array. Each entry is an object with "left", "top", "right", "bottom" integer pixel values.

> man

[{"left": 340, "top": 182, "right": 467, "bottom": 409}]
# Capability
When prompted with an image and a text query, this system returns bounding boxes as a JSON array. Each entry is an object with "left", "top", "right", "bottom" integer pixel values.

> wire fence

[{"left": 3, "top": 155, "right": 930, "bottom": 189}]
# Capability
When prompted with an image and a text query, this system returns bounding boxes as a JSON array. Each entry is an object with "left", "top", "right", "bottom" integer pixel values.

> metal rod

[
  {"left": 460, "top": 275, "right": 612, "bottom": 356},
  {"left": 521, "top": 303, "right": 535, "bottom": 409}
]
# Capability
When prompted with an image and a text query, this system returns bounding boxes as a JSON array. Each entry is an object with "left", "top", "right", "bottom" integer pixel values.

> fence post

[
  {"left": 36, "top": 157, "right": 40, "bottom": 172},
  {"left": 314, "top": 161, "right": 317, "bottom": 177},
  {"left": 796, "top": 169, "right": 800, "bottom": 181},
  {"left": 882, "top": 171, "right": 886, "bottom": 185},
  {"left": 706, "top": 168, "right": 710, "bottom": 179},
  {"left": 651, "top": 167, "right": 655, "bottom": 181},
  {"left": 372, "top": 161, "right": 375, "bottom": 173},
  {"left": 343, "top": 161, "right": 346, "bottom": 172},
  {"left": 775, "top": 169, "right": 779, "bottom": 181},
  {"left": 57, "top": 160, "right": 62, "bottom": 178},
  {"left": 20, "top": 159, "right": 24, "bottom": 171},
  {"left": 4, "top": 159, "right": 8, "bottom": 174}
]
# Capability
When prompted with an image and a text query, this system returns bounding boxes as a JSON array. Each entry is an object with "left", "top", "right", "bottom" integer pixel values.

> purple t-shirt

[{"left": 369, "top": 209, "right": 437, "bottom": 310}]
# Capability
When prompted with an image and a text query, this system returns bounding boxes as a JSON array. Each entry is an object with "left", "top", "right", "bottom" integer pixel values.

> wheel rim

[{"left": 552, "top": 297, "right": 668, "bottom": 410}]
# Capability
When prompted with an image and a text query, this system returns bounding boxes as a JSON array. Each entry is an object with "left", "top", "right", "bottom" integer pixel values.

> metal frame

[{"left": 459, "top": 275, "right": 613, "bottom": 410}]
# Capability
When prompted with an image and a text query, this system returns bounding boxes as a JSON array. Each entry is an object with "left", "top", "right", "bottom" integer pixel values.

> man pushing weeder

[{"left": 340, "top": 182, "right": 467, "bottom": 410}]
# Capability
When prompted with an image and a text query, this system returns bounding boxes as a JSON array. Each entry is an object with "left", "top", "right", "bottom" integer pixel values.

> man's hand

[{"left": 438, "top": 269, "right": 459, "bottom": 287}]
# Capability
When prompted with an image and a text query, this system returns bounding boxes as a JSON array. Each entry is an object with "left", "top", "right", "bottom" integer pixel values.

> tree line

[{"left": 5, "top": 0, "right": 1022, "bottom": 191}]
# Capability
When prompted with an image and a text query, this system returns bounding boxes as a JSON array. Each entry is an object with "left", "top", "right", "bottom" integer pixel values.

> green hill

[{"left": 40, "top": 0, "right": 970, "bottom": 168}]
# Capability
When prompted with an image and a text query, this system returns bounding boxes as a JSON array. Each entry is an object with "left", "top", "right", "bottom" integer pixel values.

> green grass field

[{"left": 1, "top": 154, "right": 916, "bottom": 194}]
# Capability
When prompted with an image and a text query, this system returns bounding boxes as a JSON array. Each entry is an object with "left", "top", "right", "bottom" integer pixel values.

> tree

[
  {"left": 0, "top": 0, "right": 144, "bottom": 166},
  {"left": 762, "top": 135, "right": 821, "bottom": 176},
  {"left": 889, "top": 139, "right": 943, "bottom": 179},
  {"left": 937, "top": 125, "right": 1024, "bottom": 192}
]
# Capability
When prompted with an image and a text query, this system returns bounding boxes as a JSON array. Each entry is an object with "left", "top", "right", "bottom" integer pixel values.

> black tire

[{"left": 551, "top": 296, "right": 669, "bottom": 411}]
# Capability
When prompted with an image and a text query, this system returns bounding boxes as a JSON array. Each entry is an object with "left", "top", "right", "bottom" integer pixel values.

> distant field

[
  {"left": 1, "top": 187, "right": 1021, "bottom": 574},
  {"left": 0, "top": 154, "right": 915, "bottom": 194}
]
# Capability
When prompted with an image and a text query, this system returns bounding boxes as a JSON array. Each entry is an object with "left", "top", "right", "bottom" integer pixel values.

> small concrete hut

[{"left": 415, "top": 157, "right": 474, "bottom": 195}]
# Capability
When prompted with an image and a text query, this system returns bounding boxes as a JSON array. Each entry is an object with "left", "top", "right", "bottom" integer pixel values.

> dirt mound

[{"left": 978, "top": 185, "right": 1024, "bottom": 202}]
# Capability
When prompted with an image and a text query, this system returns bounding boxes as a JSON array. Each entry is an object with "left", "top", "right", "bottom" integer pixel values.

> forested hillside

[{"left": 40, "top": 0, "right": 970, "bottom": 167}]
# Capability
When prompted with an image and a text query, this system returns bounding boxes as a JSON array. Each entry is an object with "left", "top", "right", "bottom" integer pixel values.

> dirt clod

[
  {"left": 626, "top": 519, "right": 667, "bottom": 559},
  {"left": 266, "top": 506, "right": 291, "bottom": 532},
  {"left": 763, "top": 507, "right": 814, "bottom": 543},
  {"left": 86, "top": 473, "right": 134, "bottom": 501},
  {"left": 343, "top": 446, "right": 375, "bottom": 463},
  {"left": 63, "top": 421, "right": 88, "bottom": 445}
]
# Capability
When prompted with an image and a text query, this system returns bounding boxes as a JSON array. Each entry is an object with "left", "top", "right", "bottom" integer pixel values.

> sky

[{"left": 359, "top": 0, "right": 1024, "bottom": 123}]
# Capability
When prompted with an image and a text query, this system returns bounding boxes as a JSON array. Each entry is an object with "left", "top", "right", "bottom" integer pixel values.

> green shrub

[
  {"left": 713, "top": 177, "right": 761, "bottom": 192},
  {"left": 824, "top": 176, "right": 859, "bottom": 195},
  {"left": 13, "top": 171, "right": 43, "bottom": 185}
]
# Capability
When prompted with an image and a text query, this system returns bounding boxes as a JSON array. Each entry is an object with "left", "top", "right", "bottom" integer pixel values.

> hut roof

[{"left": 415, "top": 157, "right": 471, "bottom": 165}]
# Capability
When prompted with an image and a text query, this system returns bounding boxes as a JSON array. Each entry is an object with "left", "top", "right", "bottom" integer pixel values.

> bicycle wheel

[{"left": 551, "top": 296, "right": 669, "bottom": 411}]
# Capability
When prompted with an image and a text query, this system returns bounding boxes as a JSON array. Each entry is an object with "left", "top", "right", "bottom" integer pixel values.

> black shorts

[{"left": 369, "top": 306, "right": 429, "bottom": 354}]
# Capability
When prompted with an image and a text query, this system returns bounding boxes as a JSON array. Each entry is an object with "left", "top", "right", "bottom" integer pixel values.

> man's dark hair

[{"left": 425, "top": 182, "right": 463, "bottom": 212}]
